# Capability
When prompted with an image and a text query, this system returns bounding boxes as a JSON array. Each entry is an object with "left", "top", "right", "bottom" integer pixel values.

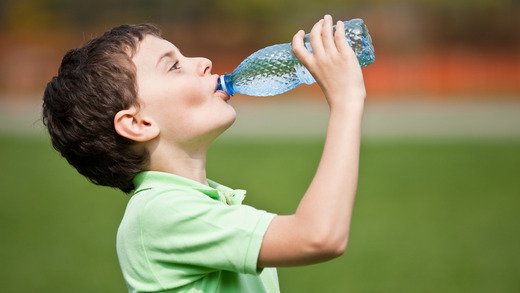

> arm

[{"left": 258, "top": 15, "right": 367, "bottom": 267}]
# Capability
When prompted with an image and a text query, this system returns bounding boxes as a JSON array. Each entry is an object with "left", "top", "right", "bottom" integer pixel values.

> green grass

[{"left": 1, "top": 135, "right": 519, "bottom": 292}]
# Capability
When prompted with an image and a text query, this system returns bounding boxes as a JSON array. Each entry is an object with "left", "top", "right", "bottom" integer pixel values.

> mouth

[{"left": 215, "top": 89, "right": 231, "bottom": 102}]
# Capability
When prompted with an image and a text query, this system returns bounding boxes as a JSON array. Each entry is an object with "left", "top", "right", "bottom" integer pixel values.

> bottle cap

[{"left": 217, "top": 75, "right": 234, "bottom": 96}]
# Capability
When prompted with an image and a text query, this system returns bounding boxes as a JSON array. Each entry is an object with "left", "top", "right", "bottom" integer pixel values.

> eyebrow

[{"left": 156, "top": 50, "right": 176, "bottom": 68}]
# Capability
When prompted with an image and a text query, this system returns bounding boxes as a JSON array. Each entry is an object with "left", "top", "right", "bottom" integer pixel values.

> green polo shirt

[{"left": 116, "top": 171, "right": 279, "bottom": 293}]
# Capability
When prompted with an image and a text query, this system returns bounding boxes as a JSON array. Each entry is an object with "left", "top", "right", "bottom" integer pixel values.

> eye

[{"left": 169, "top": 61, "right": 181, "bottom": 71}]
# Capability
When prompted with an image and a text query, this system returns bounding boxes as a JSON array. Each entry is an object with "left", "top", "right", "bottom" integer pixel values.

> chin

[
  {"left": 219, "top": 110, "right": 237, "bottom": 132},
  {"left": 205, "top": 109, "right": 236, "bottom": 141}
]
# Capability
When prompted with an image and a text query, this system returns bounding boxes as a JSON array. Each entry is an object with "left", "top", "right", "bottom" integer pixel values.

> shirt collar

[{"left": 133, "top": 171, "right": 246, "bottom": 205}]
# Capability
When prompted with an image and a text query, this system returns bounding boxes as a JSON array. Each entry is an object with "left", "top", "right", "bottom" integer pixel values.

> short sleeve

[{"left": 139, "top": 189, "right": 276, "bottom": 275}]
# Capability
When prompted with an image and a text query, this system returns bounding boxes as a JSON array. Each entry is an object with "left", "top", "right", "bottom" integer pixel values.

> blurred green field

[{"left": 1, "top": 134, "right": 519, "bottom": 292}]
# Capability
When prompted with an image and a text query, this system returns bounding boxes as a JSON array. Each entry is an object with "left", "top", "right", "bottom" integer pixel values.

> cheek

[
  {"left": 182, "top": 93, "right": 205, "bottom": 109},
  {"left": 170, "top": 94, "right": 211, "bottom": 131},
  {"left": 139, "top": 78, "right": 188, "bottom": 112},
  {"left": 178, "top": 80, "right": 208, "bottom": 108}
]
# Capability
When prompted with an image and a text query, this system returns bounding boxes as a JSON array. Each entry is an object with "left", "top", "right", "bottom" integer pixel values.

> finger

[
  {"left": 334, "top": 20, "right": 351, "bottom": 54},
  {"left": 309, "top": 18, "right": 325, "bottom": 57},
  {"left": 292, "top": 30, "right": 312, "bottom": 66},
  {"left": 322, "top": 14, "right": 336, "bottom": 53}
]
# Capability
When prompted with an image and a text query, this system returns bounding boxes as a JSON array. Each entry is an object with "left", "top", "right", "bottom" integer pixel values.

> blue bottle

[{"left": 217, "top": 18, "right": 375, "bottom": 97}]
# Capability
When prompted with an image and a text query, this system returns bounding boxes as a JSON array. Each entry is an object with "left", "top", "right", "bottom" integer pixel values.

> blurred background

[{"left": 0, "top": 0, "right": 519, "bottom": 292}]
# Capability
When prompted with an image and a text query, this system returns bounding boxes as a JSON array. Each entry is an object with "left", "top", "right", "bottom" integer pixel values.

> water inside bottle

[
  {"left": 230, "top": 44, "right": 306, "bottom": 96},
  {"left": 218, "top": 18, "right": 375, "bottom": 96}
]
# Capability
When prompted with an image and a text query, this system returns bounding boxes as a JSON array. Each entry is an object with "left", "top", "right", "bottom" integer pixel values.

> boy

[{"left": 43, "top": 14, "right": 366, "bottom": 292}]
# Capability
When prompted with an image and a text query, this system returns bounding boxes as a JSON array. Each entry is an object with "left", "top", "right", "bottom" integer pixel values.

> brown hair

[{"left": 42, "top": 24, "right": 161, "bottom": 193}]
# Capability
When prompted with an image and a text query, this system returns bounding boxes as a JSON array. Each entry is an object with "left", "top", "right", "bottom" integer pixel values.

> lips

[{"left": 215, "top": 90, "right": 231, "bottom": 102}]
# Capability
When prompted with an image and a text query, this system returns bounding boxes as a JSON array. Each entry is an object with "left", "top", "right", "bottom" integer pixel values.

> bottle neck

[{"left": 217, "top": 75, "right": 235, "bottom": 96}]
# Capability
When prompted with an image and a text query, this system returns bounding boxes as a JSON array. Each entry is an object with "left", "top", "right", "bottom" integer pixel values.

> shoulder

[
  {"left": 136, "top": 186, "right": 274, "bottom": 231},
  {"left": 137, "top": 187, "right": 220, "bottom": 216}
]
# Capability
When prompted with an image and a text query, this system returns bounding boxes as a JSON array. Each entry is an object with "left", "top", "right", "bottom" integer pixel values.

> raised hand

[{"left": 292, "top": 14, "right": 366, "bottom": 108}]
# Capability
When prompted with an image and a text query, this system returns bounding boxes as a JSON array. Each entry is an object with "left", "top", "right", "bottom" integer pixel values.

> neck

[{"left": 147, "top": 140, "right": 210, "bottom": 186}]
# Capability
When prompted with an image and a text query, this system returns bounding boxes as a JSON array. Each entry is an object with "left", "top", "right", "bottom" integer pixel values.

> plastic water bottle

[{"left": 217, "top": 18, "right": 375, "bottom": 97}]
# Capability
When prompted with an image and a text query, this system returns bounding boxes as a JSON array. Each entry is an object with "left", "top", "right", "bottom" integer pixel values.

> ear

[{"left": 114, "top": 107, "right": 160, "bottom": 142}]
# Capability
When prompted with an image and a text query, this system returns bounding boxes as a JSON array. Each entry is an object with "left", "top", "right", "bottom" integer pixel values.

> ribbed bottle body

[{"left": 218, "top": 18, "right": 375, "bottom": 97}]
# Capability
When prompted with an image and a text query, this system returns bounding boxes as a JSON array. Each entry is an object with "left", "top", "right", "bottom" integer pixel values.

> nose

[{"left": 196, "top": 57, "right": 212, "bottom": 76}]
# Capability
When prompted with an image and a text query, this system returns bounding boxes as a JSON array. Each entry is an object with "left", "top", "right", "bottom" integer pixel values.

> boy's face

[{"left": 132, "top": 35, "right": 236, "bottom": 145}]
